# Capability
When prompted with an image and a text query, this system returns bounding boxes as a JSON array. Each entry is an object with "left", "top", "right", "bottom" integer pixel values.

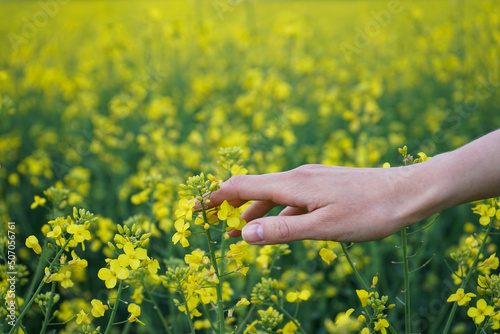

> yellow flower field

[{"left": 0, "top": 0, "right": 499, "bottom": 333}]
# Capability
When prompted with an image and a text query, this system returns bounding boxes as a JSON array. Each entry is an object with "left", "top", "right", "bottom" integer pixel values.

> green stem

[
  {"left": 8, "top": 279, "right": 45, "bottom": 334},
  {"left": 365, "top": 308, "right": 375, "bottom": 328},
  {"left": 220, "top": 222, "right": 227, "bottom": 284},
  {"left": 342, "top": 243, "right": 398, "bottom": 334},
  {"left": 23, "top": 240, "right": 49, "bottom": 302},
  {"left": 9, "top": 238, "right": 71, "bottom": 334},
  {"left": 201, "top": 200, "right": 225, "bottom": 334},
  {"left": 104, "top": 280, "right": 124, "bottom": 334},
  {"left": 235, "top": 304, "right": 256, "bottom": 334},
  {"left": 169, "top": 297, "right": 180, "bottom": 334},
  {"left": 40, "top": 281, "right": 57, "bottom": 334},
  {"left": 201, "top": 303, "right": 218, "bottom": 333},
  {"left": 266, "top": 248, "right": 281, "bottom": 276},
  {"left": 341, "top": 243, "right": 369, "bottom": 290},
  {"left": 143, "top": 281, "right": 172, "bottom": 334},
  {"left": 47, "top": 315, "right": 77, "bottom": 325},
  {"left": 443, "top": 222, "right": 493, "bottom": 334},
  {"left": 401, "top": 228, "right": 411, "bottom": 334},
  {"left": 273, "top": 302, "right": 307, "bottom": 334},
  {"left": 122, "top": 321, "right": 132, "bottom": 333},
  {"left": 177, "top": 280, "right": 196, "bottom": 334},
  {"left": 293, "top": 303, "right": 299, "bottom": 319}
]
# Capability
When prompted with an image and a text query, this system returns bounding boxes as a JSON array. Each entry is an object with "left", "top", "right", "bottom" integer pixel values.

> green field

[{"left": 1, "top": 0, "right": 499, "bottom": 333}]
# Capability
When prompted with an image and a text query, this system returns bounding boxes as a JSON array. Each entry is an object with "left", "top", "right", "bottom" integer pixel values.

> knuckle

[
  {"left": 272, "top": 217, "right": 292, "bottom": 242},
  {"left": 227, "top": 174, "right": 245, "bottom": 192},
  {"left": 228, "top": 174, "right": 245, "bottom": 186},
  {"left": 289, "top": 164, "right": 318, "bottom": 177},
  {"left": 290, "top": 164, "right": 316, "bottom": 178}
]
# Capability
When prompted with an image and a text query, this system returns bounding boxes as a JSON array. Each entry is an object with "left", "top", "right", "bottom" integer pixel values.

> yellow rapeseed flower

[
  {"left": 356, "top": 290, "right": 374, "bottom": 307},
  {"left": 175, "top": 198, "right": 195, "bottom": 220},
  {"left": 194, "top": 319, "right": 212, "bottom": 330},
  {"left": 491, "top": 311, "right": 500, "bottom": 330},
  {"left": 128, "top": 303, "right": 145, "bottom": 325},
  {"left": 226, "top": 243, "right": 246, "bottom": 265},
  {"left": 118, "top": 241, "right": 148, "bottom": 270},
  {"left": 91, "top": 299, "right": 108, "bottom": 317},
  {"left": 230, "top": 164, "right": 248, "bottom": 176},
  {"left": 467, "top": 298, "right": 495, "bottom": 324},
  {"left": 195, "top": 210, "right": 219, "bottom": 226},
  {"left": 47, "top": 225, "right": 63, "bottom": 242},
  {"left": 244, "top": 319, "right": 259, "bottom": 333},
  {"left": 481, "top": 253, "right": 499, "bottom": 270},
  {"left": 319, "top": 248, "right": 337, "bottom": 265},
  {"left": 131, "top": 188, "right": 151, "bottom": 205},
  {"left": 30, "top": 195, "right": 46, "bottom": 209},
  {"left": 185, "top": 249, "right": 205, "bottom": 271},
  {"left": 198, "top": 286, "right": 217, "bottom": 305},
  {"left": 374, "top": 318, "right": 390, "bottom": 334},
  {"left": 398, "top": 146, "right": 408, "bottom": 157},
  {"left": 25, "top": 235, "right": 42, "bottom": 254},
  {"left": 132, "top": 286, "right": 144, "bottom": 304},
  {"left": 144, "top": 257, "right": 160, "bottom": 275},
  {"left": 68, "top": 250, "right": 88, "bottom": 270},
  {"left": 172, "top": 219, "right": 191, "bottom": 247},
  {"left": 236, "top": 298, "right": 250, "bottom": 308},
  {"left": 283, "top": 321, "right": 298, "bottom": 334},
  {"left": 67, "top": 223, "right": 91, "bottom": 250},
  {"left": 98, "top": 259, "right": 130, "bottom": 289},
  {"left": 52, "top": 269, "right": 74, "bottom": 289},
  {"left": 237, "top": 264, "right": 250, "bottom": 276},
  {"left": 176, "top": 296, "right": 202, "bottom": 318},
  {"left": 286, "top": 290, "right": 311, "bottom": 303},
  {"left": 76, "top": 310, "right": 91, "bottom": 325},
  {"left": 335, "top": 308, "right": 355, "bottom": 325},
  {"left": 43, "top": 267, "right": 54, "bottom": 283},
  {"left": 414, "top": 152, "right": 431, "bottom": 163},
  {"left": 446, "top": 288, "right": 476, "bottom": 306},
  {"left": 201, "top": 266, "right": 219, "bottom": 284},
  {"left": 472, "top": 204, "right": 496, "bottom": 226},
  {"left": 218, "top": 200, "right": 245, "bottom": 230}
]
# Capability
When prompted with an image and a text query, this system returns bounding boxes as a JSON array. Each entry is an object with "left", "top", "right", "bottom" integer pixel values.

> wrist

[
  {"left": 392, "top": 155, "right": 456, "bottom": 227},
  {"left": 404, "top": 152, "right": 464, "bottom": 223}
]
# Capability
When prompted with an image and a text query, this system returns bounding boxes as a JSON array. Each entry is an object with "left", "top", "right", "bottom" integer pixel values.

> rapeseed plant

[{"left": 1, "top": 0, "right": 500, "bottom": 332}]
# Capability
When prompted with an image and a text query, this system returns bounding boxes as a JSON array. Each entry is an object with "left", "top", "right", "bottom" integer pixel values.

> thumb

[{"left": 241, "top": 214, "right": 319, "bottom": 245}]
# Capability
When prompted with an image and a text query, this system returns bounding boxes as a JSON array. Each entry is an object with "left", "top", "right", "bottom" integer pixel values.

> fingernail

[{"left": 242, "top": 223, "right": 264, "bottom": 243}]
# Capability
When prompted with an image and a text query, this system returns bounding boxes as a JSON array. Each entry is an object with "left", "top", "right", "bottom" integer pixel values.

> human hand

[{"left": 206, "top": 163, "right": 435, "bottom": 245}]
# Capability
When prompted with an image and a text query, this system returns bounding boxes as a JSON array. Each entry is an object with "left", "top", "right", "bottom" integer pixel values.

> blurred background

[{"left": 0, "top": 0, "right": 499, "bottom": 332}]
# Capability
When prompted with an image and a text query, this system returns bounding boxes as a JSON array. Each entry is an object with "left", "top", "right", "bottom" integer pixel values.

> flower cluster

[
  {"left": 446, "top": 198, "right": 500, "bottom": 331},
  {"left": 2, "top": 2, "right": 499, "bottom": 331},
  {"left": 351, "top": 277, "right": 394, "bottom": 334}
]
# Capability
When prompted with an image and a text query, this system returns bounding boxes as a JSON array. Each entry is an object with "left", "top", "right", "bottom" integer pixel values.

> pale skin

[{"left": 206, "top": 129, "right": 500, "bottom": 245}]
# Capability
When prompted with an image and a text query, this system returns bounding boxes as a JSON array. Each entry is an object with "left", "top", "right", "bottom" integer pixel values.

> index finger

[{"left": 207, "top": 172, "right": 289, "bottom": 208}]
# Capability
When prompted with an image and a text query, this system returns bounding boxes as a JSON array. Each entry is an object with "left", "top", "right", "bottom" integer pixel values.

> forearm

[
  {"left": 213, "top": 129, "right": 500, "bottom": 243},
  {"left": 416, "top": 129, "right": 500, "bottom": 217}
]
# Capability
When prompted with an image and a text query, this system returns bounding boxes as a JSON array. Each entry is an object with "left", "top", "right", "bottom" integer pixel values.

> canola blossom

[{"left": 1, "top": 0, "right": 500, "bottom": 333}]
